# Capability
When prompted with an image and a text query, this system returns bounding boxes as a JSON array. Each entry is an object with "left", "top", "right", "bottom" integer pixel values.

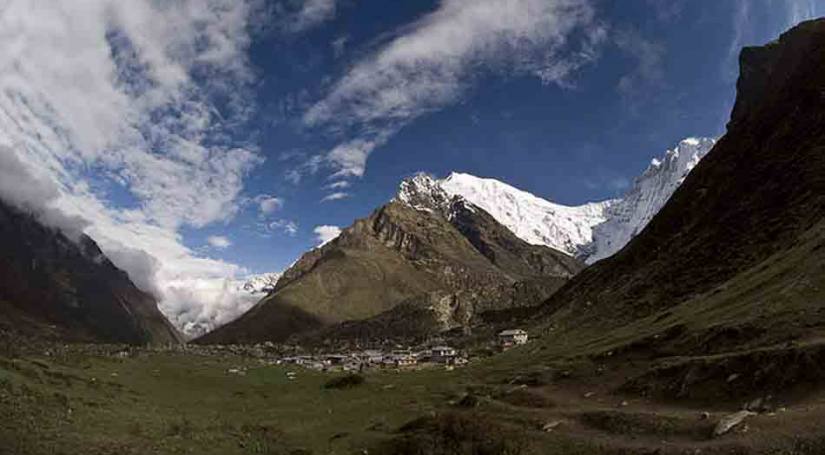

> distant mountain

[
  {"left": 440, "top": 137, "right": 716, "bottom": 264},
  {"left": 0, "top": 199, "right": 181, "bottom": 345},
  {"left": 196, "top": 175, "right": 581, "bottom": 344},
  {"left": 239, "top": 272, "right": 282, "bottom": 295}
]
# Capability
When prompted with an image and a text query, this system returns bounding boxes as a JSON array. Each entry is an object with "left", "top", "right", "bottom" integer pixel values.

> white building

[
  {"left": 498, "top": 329, "right": 528, "bottom": 347},
  {"left": 430, "top": 346, "right": 457, "bottom": 363}
]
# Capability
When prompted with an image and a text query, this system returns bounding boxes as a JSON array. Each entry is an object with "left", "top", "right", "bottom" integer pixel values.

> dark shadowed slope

[
  {"left": 0, "top": 200, "right": 181, "bottom": 345},
  {"left": 198, "top": 175, "right": 581, "bottom": 344},
  {"left": 532, "top": 18, "right": 825, "bottom": 357}
]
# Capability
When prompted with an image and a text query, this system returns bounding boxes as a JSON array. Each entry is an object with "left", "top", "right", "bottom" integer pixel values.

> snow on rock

[
  {"left": 240, "top": 272, "right": 282, "bottom": 295},
  {"left": 581, "top": 137, "right": 716, "bottom": 263},
  {"left": 440, "top": 172, "right": 610, "bottom": 256},
  {"left": 399, "top": 137, "right": 716, "bottom": 264}
]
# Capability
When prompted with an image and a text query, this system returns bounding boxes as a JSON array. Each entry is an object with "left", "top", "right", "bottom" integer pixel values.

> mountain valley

[{"left": 4, "top": 15, "right": 825, "bottom": 455}]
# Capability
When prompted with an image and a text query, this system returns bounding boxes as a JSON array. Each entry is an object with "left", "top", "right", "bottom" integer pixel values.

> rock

[
  {"left": 713, "top": 411, "right": 756, "bottom": 437},
  {"left": 541, "top": 421, "right": 562, "bottom": 432},
  {"left": 699, "top": 412, "right": 711, "bottom": 421},
  {"left": 744, "top": 397, "right": 769, "bottom": 412}
]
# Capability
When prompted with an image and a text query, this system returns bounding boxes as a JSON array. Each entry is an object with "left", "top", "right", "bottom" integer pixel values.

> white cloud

[
  {"left": 332, "top": 35, "right": 349, "bottom": 58},
  {"left": 321, "top": 192, "right": 350, "bottom": 202},
  {"left": 314, "top": 225, "right": 341, "bottom": 246},
  {"left": 0, "top": 0, "right": 266, "bottom": 338},
  {"left": 208, "top": 236, "right": 232, "bottom": 249},
  {"left": 265, "top": 219, "right": 299, "bottom": 236},
  {"left": 325, "top": 180, "right": 351, "bottom": 190},
  {"left": 304, "top": 0, "right": 604, "bottom": 178},
  {"left": 282, "top": 0, "right": 338, "bottom": 33},
  {"left": 255, "top": 195, "right": 284, "bottom": 216}
]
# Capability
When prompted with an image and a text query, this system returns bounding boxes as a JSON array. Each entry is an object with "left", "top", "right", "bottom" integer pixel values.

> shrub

[{"left": 323, "top": 374, "right": 365, "bottom": 390}]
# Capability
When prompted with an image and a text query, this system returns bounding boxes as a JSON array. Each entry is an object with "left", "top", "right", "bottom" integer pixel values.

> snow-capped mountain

[
  {"left": 440, "top": 173, "right": 610, "bottom": 256},
  {"left": 433, "top": 137, "right": 716, "bottom": 264},
  {"left": 582, "top": 137, "right": 716, "bottom": 263},
  {"left": 239, "top": 272, "right": 282, "bottom": 295}
]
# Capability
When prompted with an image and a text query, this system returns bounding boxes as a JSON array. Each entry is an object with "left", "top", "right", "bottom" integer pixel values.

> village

[
  {"left": 277, "top": 328, "right": 528, "bottom": 373},
  {"left": 179, "top": 328, "right": 531, "bottom": 375}
]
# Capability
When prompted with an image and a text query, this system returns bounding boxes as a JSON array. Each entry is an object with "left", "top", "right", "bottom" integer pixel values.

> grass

[
  {"left": 0, "top": 349, "right": 477, "bottom": 455},
  {"left": 5, "top": 224, "right": 825, "bottom": 454}
]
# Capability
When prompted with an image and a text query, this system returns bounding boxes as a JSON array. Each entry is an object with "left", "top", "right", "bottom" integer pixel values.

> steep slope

[
  {"left": 197, "top": 175, "right": 581, "bottom": 344},
  {"left": 532, "top": 18, "right": 825, "bottom": 359},
  {"left": 440, "top": 137, "right": 716, "bottom": 263},
  {"left": 0, "top": 200, "right": 181, "bottom": 345}
]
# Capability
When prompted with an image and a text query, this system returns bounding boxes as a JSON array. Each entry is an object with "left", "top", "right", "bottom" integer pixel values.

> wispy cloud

[
  {"left": 727, "top": 0, "right": 823, "bottom": 80},
  {"left": 264, "top": 219, "right": 299, "bottom": 236},
  {"left": 321, "top": 192, "right": 350, "bottom": 202},
  {"left": 325, "top": 180, "right": 351, "bottom": 190},
  {"left": 280, "top": 0, "right": 338, "bottom": 33},
  {"left": 313, "top": 225, "right": 341, "bottom": 245},
  {"left": 0, "top": 0, "right": 266, "bottom": 337},
  {"left": 303, "top": 0, "right": 605, "bottom": 179},
  {"left": 615, "top": 28, "right": 666, "bottom": 97}
]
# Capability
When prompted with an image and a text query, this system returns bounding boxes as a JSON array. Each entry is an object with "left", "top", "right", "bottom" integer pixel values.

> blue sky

[
  {"left": 1, "top": 0, "right": 821, "bottom": 335},
  {"left": 198, "top": 0, "right": 823, "bottom": 274}
]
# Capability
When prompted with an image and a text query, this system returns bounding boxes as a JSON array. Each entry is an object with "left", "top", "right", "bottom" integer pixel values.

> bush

[{"left": 323, "top": 374, "right": 365, "bottom": 390}]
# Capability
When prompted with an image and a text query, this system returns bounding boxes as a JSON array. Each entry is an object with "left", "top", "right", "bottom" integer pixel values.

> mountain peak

[{"left": 396, "top": 173, "right": 454, "bottom": 213}]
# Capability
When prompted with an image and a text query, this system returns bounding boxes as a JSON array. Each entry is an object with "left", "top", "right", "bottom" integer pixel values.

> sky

[{"left": 0, "top": 0, "right": 822, "bottom": 337}]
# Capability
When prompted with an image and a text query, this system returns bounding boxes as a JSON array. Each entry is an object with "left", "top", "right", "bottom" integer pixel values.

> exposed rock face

[
  {"left": 197, "top": 175, "right": 581, "bottom": 345},
  {"left": 0, "top": 199, "right": 181, "bottom": 345}
]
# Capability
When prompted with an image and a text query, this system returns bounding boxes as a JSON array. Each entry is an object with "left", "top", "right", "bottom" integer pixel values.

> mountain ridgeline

[
  {"left": 530, "top": 18, "right": 825, "bottom": 369},
  {"left": 440, "top": 138, "right": 716, "bottom": 264},
  {"left": 0, "top": 199, "right": 181, "bottom": 345},
  {"left": 197, "top": 175, "right": 582, "bottom": 344}
]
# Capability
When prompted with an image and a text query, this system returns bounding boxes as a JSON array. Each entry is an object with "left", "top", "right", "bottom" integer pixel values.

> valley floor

[{"left": 3, "top": 342, "right": 825, "bottom": 455}]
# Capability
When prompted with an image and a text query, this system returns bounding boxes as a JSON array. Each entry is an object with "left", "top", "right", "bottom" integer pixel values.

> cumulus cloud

[
  {"left": 255, "top": 195, "right": 284, "bottom": 216},
  {"left": 0, "top": 0, "right": 266, "bottom": 337},
  {"left": 208, "top": 236, "right": 233, "bottom": 249},
  {"left": 314, "top": 225, "right": 341, "bottom": 246},
  {"left": 303, "top": 0, "right": 605, "bottom": 179}
]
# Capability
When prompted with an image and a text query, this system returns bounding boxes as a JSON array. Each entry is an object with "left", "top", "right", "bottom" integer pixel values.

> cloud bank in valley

[{"left": 0, "top": 0, "right": 267, "bottom": 337}]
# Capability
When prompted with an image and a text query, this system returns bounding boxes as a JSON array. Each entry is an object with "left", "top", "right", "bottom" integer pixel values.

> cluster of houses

[
  {"left": 278, "top": 345, "right": 465, "bottom": 371},
  {"left": 275, "top": 329, "right": 529, "bottom": 372}
]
